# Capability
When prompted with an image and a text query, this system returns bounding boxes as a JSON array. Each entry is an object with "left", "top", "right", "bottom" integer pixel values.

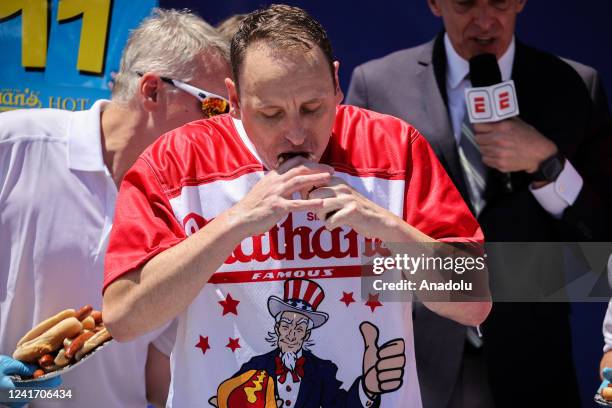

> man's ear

[
  {"left": 304, "top": 330, "right": 311, "bottom": 343},
  {"left": 274, "top": 323, "right": 280, "bottom": 336},
  {"left": 139, "top": 73, "right": 162, "bottom": 112},
  {"left": 516, "top": 0, "right": 527, "bottom": 13},
  {"left": 427, "top": 0, "right": 443, "bottom": 17},
  {"left": 333, "top": 61, "right": 343, "bottom": 105},
  {"left": 226, "top": 77, "right": 240, "bottom": 118}
]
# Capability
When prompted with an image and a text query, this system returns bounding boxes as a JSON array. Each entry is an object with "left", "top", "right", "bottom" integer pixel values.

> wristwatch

[{"left": 530, "top": 151, "right": 565, "bottom": 182}]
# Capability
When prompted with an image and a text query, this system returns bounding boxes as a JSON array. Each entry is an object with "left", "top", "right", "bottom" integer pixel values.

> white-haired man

[{"left": 0, "top": 8, "right": 231, "bottom": 407}]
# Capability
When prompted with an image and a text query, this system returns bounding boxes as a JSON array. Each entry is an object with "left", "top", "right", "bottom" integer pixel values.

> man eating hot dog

[
  {"left": 102, "top": 5, "right": 491, "bottom": 407},
  {"left": 0, "top": 9, "right": 231, "bottom": 408}
]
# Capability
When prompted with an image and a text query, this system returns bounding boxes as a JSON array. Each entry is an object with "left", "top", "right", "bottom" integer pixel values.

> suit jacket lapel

[
  {"left": 417, "top": 34, "right": 471, "bottom": 202},
  {"left": 294, "top": 351, "right": 314, "bottom": 408}
]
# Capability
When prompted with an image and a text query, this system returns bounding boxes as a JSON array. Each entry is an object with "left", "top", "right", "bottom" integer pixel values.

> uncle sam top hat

[{"left": 268, "top": 279, "right": 329, "bottom": 328}]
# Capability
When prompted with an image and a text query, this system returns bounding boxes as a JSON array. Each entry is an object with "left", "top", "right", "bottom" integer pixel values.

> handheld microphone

[
  {"left": 465, "top": 53, "right": 518, "bottom": 192},
  {"left": 470, "top": 53, "right": 502, "bottom": 86}
]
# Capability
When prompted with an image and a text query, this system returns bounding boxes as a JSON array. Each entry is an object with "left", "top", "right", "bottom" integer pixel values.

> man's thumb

[{"left": 360, "top": 321, "right": 379, "bottom": 351}]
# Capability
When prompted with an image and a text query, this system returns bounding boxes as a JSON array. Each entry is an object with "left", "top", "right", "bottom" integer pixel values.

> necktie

[
  {"left": 459, "top": 115, "right": 487, "bottom": 348},
  {"left": 275, "top": 355, "right": 306, "bottom": 384},
  {"left": 458, "top": 114, "right": 488, "bottom": 216}
]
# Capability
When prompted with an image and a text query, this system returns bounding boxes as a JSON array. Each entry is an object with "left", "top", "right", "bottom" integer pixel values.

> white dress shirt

[
  {"left": 276, "top": 351, "right": 302, "bottom": 407},
  {"left": 0, "top": 101, "right": 171, "bottom": 407},
  {"left": 443, "top": 34, "right": 583, "bottom": 219}
]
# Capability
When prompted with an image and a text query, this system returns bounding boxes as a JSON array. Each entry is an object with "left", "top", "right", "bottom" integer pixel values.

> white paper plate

[{"left": 10, "top": 339, "right": 113, "bottom": 384}]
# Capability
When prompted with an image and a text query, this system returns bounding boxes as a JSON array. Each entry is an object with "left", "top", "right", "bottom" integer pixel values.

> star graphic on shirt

[
  {"left": 195, "top": 335, "right": 210, "bottom": 355},
  {"left": 219, "top": 293, "right": 240, "bottom": 316},
  {"left": 340, "top": 291, "right": 355, "bottom": 307},
  {"left": 365, "top": 293, "right": 383, "bottom": 313},
  {"left": 226, "top": 337, "right": 241, "bottom": 353}
]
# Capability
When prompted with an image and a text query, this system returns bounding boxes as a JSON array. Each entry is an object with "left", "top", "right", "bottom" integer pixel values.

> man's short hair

[
  {"left": 216, "top": 13, "right": 247, "bottom": 42},
  {"left": 112, "top": 8, "right": 230, "bottom": 104},
  {"left": 230, "top": 4, "right": 336, "bottom": 91}
]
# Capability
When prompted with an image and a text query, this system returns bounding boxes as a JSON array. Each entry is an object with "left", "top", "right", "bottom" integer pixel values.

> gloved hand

[
  {"left": 599, "top": 367, "right": 612, "bottom": 393},
  {"left": 0, "top": 355, "right": 62, "bottom": 407}
]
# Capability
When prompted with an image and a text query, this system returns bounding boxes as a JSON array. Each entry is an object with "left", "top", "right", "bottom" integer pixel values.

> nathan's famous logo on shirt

[{"left": 183, "top": 212, "right": 391, "bottom": 265}]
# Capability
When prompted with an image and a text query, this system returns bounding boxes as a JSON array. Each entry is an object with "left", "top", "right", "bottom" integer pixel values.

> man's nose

[
  {"left": 284, "top": 128, "right": 308, "bottom": 147},
  {"left": 472, "top": 5, "right": 496, "bottom": 31},
  {"left": 283, "top": 114, "right": 308, "bottom": 146}
]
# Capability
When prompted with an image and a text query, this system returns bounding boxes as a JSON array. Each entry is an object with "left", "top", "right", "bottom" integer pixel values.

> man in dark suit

[{"left": 346, "top": 1, "right": 611, "bottom": 407}]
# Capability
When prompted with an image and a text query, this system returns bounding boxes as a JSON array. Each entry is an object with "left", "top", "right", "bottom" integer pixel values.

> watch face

[{"left": 543, "top": 156, "right": 563, "bottom": 181}]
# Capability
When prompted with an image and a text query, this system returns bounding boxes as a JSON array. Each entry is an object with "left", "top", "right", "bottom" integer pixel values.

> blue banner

[{"left": 0, "top": 0, "right": 157, "bottom": 112}]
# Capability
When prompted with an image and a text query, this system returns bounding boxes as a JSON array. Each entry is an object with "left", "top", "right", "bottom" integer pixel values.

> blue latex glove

[
  {"left": 599, "top": 367, "right": 612, "bottom": 393},
  {"left": 0, "top": 355, "right": 62, "bottom": 407}
]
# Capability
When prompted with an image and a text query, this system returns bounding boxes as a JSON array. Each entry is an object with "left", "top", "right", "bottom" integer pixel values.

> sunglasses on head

[{"left": 136, "top": 72, "right": 230, "bottom": 118}]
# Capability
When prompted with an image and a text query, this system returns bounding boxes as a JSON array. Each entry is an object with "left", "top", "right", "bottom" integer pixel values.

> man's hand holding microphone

[{"left": 466, "top": 54, "right": 562, "bottom": 189}]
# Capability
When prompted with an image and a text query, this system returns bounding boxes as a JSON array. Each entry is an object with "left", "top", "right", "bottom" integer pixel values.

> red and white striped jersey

[{"left": 104, "top": 105, "right": 482, "bottom": 407}]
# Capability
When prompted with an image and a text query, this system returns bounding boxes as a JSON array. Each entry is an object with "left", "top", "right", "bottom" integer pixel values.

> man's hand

[
  {"left": 308, "top": 177, "right": 397, "bottom": 239},
  {"left": 0, "top": 355, "right": 62, "bottom": 407},
  {"left": 0, "top": 356, "right": 33, "bottom": 390},
  {"left": 360, "top": 322, "right": 405, "bottom": 396},
  {"left": 474, "top": 117, "right": 558, "bottom": 174},
  {"left": 0, "top": 355, "right": 61, "bottom": 389},
  {"left": 231, "top": 156, "right": 334, "bottom": 236}
]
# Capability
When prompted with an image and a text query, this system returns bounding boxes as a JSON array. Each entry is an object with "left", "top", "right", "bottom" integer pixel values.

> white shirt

[
  {"left": 277, "top": 362, "right": 301, "bottom": 408},
  {"left": 444, "top": 34, "right": 583, "bottom": 218},
  {"left": 0, "top": 101, "right": 170, "bottom": 407}
]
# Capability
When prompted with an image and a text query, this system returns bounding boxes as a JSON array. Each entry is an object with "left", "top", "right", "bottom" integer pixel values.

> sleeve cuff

[
  {"left": 529, "top": 159, "right": 583, "bottom": 219},
  {"left": 359, "top": 380, "right": 376, "bottom": 407}
]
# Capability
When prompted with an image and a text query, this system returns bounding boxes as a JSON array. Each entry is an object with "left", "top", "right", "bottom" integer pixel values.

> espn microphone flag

[
  {"left": 465, "top": 54, "right": 520, "bottom": 123},
  {"left": 464, "top": 53, "right": 516, "bottom": 194}
]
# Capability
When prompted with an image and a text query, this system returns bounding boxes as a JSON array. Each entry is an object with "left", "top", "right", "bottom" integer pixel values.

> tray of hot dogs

[{"left": 10, "top": 305, "right": 113, "bottom": 383}]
